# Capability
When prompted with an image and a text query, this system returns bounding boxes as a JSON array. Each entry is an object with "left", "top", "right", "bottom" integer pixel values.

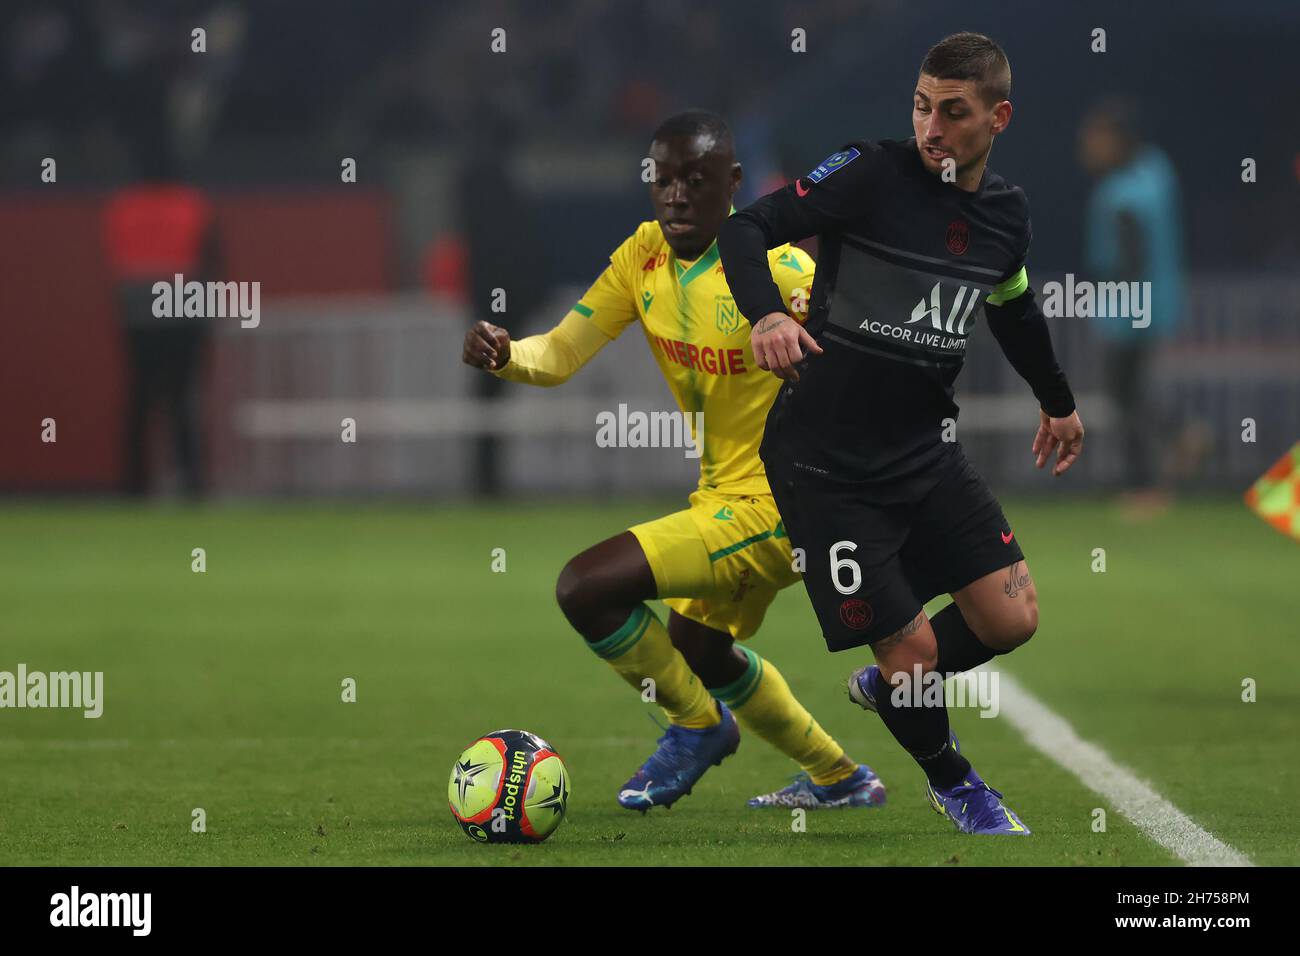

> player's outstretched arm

[
  {"left": 720, "top": 142, "right": 876, "bottom": 365},
  {"left": 462, "top": 320, "right": 511, "bottom": 371},
  {"left": 750, "top": 311, "right": 823, "bottom": 381},
  {"left": 983, "top": 281, "right": 1083, "bottom": 476},
  {"left": 460, "top": 311, "right": 614, "bottom": 387},
  {"left": 1032, "top": 408, "right": 1085, "bottom": 477}
]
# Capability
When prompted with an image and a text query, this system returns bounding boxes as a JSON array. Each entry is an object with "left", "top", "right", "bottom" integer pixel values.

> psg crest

[
  {"left": 839, "top": 598, "right": 874, "bottom": 630},
  {"left": 946, "top": 219, "right": 970, "bottom": 255}
]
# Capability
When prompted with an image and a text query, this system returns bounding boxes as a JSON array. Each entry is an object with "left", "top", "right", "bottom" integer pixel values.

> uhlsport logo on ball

[{"left": 448, "top": 729, "right": 570, "bottom": 843}]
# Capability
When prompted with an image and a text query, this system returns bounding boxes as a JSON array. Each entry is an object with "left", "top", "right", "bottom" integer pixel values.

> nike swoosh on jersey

[
  {"left": 1001, "top": 530, "right": 1015, "bottom": 544},
  {"left": 794, "top": 180, "right": 809, "bottom": 197}
]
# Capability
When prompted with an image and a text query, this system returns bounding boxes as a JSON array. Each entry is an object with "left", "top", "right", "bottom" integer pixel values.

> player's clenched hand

[
  {"left": 1033, "top": 409, "right": 1084, "bottom": 477},
  {"left": 751, "top": 311, "right": 822, "bottom": 381},
  {"left": 462, "top": 320, "right": 511, "bottom": 371}
]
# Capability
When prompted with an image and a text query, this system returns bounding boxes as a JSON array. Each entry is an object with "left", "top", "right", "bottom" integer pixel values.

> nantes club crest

[{"left": 716, "top": 295, "right": 742, "bottom": 334}]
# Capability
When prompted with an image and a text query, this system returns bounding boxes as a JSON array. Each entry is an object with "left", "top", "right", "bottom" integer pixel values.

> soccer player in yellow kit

[{"left": 461, "top": 111, "right": 885, "bottom": 811}]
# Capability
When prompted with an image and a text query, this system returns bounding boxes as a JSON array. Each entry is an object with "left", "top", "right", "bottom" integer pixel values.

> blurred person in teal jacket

[{"left": 1079, "top": 98, "right": 1185, "bottom": 499}]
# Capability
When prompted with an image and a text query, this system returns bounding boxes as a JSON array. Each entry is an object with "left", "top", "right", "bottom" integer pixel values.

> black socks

[
  {"left": 872, "top": 670, "right": 972, "bottom": 790},
  {"left": 870, "top": 603, "right": 999, "bottom": 790},
  {"left": 932, "top": 602, "right": 999, "bottom": 674}
]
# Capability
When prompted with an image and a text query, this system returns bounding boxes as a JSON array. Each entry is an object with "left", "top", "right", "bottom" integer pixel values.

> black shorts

[{"left": 767, "top": 448, "right": 1025, "bottom": 652}]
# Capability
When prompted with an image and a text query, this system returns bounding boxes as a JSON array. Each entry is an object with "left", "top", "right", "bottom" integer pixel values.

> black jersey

[{"left": 719, "top": 138, "right": 1067, "bottom": 494}]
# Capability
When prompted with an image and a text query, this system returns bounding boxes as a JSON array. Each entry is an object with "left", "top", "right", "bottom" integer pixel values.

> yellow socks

[
  {"left": 589, "top": 607, "right": 857, "bottom": 784},
  {"left": 712, "top": 645, "right": 856, "bottom": 785},
  {"left": 588, "top": 604, "right": 719, "bottom": 729}
]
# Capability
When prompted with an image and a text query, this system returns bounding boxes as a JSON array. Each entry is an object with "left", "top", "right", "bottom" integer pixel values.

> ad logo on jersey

[
  {"left": 806, "top": 146, "right": 861, "bottom": 184},
  {"left": 855, "top": 281, "right": 980, "bottom": 354},
  {"left": 946, "top": 219, "right": 970, "bottom": 255},
  {"left": 909, "top": 282, "right": 980, "bottom": 336},
  {"left": 715, "top": 295, "right": 743, "bottom": 334}
]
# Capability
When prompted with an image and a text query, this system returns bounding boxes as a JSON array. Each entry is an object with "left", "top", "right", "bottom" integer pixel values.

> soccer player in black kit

[{"left": 718, "top": 32, "right": 1085, "bottom": 834}]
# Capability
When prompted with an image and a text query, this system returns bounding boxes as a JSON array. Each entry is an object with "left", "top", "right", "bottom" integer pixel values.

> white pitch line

[{"left": 997, "top": 672, "right": 1253, "bottom": 867}]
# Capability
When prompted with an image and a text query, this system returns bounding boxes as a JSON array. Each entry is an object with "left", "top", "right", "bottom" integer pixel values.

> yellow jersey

[{"left": 495, "top": 219, "right": 814, "bottom": 496}]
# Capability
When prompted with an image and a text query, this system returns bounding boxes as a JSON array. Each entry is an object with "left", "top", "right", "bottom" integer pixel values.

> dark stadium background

[{"left": 2, "top": 0, "right": 1297, "bottom": 497}]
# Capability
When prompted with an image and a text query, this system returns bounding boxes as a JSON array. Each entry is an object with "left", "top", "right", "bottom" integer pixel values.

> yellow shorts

[{"left": 628, "top": 490, "right": 800, "bottom": 642}]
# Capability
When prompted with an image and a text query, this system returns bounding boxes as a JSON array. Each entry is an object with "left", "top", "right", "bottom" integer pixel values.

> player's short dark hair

[
  {"left": 919, "top": 32, "right": 1011, "bottom": 106},
  {"left": 651, "top": 110, "right": 734, "bottom": 156}
]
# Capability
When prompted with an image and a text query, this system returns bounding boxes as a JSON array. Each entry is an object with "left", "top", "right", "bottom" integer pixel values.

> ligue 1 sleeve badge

[{"left": 807, "top": 146, "right": 862, "bottom": 184}]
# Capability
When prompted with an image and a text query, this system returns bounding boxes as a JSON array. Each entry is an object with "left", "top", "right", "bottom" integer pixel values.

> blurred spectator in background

[
  {"left": 102, "top": 146, "right": 216, "bottom": 498},
  {"left": 456, "top": 102, "right": 547, "bottom": 496},
  {"left": 1079, "top": 98, "right": 1186, "bottom": 507}
]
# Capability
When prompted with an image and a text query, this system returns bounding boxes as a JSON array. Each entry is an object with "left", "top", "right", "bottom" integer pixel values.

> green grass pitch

[{"left": 1, "top": 497, "right": 1297, "bottom": 866}]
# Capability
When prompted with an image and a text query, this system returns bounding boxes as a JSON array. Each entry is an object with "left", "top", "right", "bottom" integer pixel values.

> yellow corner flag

[{"left": 1245, "top": 442, "right": 1300, "bottom": 542}]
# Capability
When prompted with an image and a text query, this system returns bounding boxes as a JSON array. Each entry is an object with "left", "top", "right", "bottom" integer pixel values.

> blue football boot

[
  {"left": 926, "top": 766, "right": 1031, "bottom": 835},
  {"left": 746, "top": 763, "right": 887, "bottom": 809},
  {"left": 617, "top": 703, "right": 740, "bottom": 811},
  {"left": 847, "top": 663, "right": 884, "bottom": 712},
  {"left": 851, "top": 665, "right": 1025, "bottom": 833}
]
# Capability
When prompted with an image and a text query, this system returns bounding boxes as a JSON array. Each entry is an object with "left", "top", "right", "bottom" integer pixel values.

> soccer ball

[{"left": 448, "top": 729, "right": 570, "bottom": 843}]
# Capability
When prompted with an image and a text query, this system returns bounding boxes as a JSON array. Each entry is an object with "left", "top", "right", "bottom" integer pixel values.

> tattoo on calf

[{"left": 1005, "top": 561, "right": 1031, "bottom": 599}]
